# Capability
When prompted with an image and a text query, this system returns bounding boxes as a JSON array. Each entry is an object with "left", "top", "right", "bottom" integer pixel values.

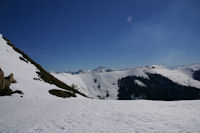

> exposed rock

[
  {"left": 49, "top": 89, "right": 76, "bottom": 98},
  {"left": 0, "top": 68, "right": 4, "bottom": 89},
  {"left": 4, "top": 79, "right": 10, "bottom": 89},
  {"left": 0, "top": 69, "right": 14, "bottom": 90},
  {"left": 0, "top": 68, "right": 22, "bottom": 96},
  {"left": 5, "top": 73, "right": 16, "bottom": 83},
  {"left": 0, "top": 88, "right": 13, "bottom": 96},
  {"left": 193, "top": 70, "right": 200, "bottom": 81}
]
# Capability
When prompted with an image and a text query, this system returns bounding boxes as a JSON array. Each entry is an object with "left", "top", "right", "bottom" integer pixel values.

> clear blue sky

[{"left": 0, "top": 0, "right": 200, "bottom": 71}]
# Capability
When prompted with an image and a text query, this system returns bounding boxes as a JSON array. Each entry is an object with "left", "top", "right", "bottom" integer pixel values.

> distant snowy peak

[
  {"left": 168, "top": 64, "right": 200, "bottom": 70},
  {"left": 64, "top": 69, "right": 91, "bottom": 75},
  {"left": 176, "top": 64, "right": 200, "bottom": 73},
  {"left": 91, "top": 66, "right": 113, "bottom": 73},
  {"left": 55, "top": 66, "right": 113, "bottom": 75},
  {"left": 146, "top": 65, "right": 166, "bottom": 69}
]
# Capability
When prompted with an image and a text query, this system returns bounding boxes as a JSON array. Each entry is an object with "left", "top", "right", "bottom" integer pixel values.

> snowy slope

[
  {"left": 52, "top": 67, "right": 148, "bottom": 99},
  {"left": 0, "top": 34, "right": 81, "bottom": 99},
  {"left": 0, "top": 97, "right": 200, "bottom": 133},
  {"left": 148, "top": 65, "right": 200, "bottom": 88},
  {"left": 52, "top": 65, "right": 200, "bottom": 99},
  {"left": 50, "top": 72, "right": 89, "bottom": 96},
  {"left": 175, "top": 64, "right": 200, "bottom": 78}
]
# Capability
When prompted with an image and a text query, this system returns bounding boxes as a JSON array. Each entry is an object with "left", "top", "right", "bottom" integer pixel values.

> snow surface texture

[
  {"left": 0, "top": 34, "right": 73, "bottom": 99},
  {"left": 0, "top": 97, "right": 200, "bottom": 133},
  {"left": 52, "top": 65, "right": 200, "bottom": 99}
]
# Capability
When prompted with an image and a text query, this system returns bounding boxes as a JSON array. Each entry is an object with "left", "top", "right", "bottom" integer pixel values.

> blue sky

[{"left": 0, "top": 0, "right": 200, "bottom": 71}]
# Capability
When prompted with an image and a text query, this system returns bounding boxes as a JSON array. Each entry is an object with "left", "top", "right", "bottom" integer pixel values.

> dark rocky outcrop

[
  {"left": 0, "top": 68, "right": 10, "bottom": 89},
  {"left": 118, "top": 73, "right": 200, "bottom": 101},
  {"left": 0, "top": 68, "right": 22, "bottom": 96},
  {"left": 193, "top": 70, "right": 200, "bottom": 81},
  {"left": 19, "top": 56, "right": 28, "bottom": 63},
  {"left": 0, "top": 68, "right": 4, "bottom": 89},
  {"left": 5, "top": 73, "right": 16, "bottom": 83},
  {"left": 49, "top": 89, "right": 76, "bottom": 98}
]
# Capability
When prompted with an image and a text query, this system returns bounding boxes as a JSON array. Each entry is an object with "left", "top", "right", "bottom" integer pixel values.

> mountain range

[
  {"left": 52, "top": 64, "right": 200, "bottom": 100},
  {"left": 0, "top": 34, "right": 200, "bottom": 100}
]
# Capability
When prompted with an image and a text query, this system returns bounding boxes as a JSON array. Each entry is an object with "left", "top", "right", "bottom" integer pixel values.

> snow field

[{"left": 0, "top": 97, "right": 200, "bottom": 133}]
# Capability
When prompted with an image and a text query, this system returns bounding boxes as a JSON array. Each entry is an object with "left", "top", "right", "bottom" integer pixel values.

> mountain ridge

[
  {"left": 0, "top": 34, "right": 86, "bottom": 98},
  {"left": 52, "top": 64, "right": 200, "bottom": 100}
]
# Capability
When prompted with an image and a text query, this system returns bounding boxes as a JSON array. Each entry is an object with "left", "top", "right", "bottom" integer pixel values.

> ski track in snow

[{"left": 0, "top": 97, "right": 200, "bottom": 133}]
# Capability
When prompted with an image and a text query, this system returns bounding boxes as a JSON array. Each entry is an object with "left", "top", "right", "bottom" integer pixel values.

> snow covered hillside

[
  {"left": 1, "top": 34, "right": 200, "bottom": 133},
  {"left": 1, "top": 33, "right": 198, "bottom": 100},
  {"left": 0, "top": 97, "right": 200, "bottom": 133},
  {"left": 51, "top": 67, "right": 149, "bottom": 99},
  {"left": 52, "top": 65, "right": 200, "bottom": 100},
  {"left": 0, "top": 34, "right": 84, "bottom": 98}
]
